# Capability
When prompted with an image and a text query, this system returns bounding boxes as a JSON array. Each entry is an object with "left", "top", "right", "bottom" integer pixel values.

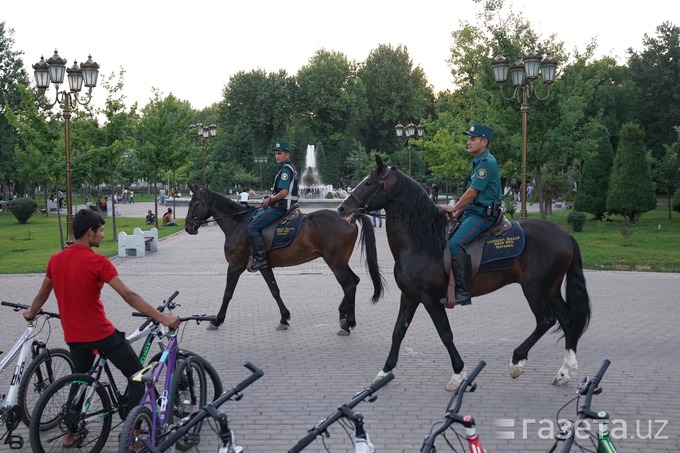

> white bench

[{"left": 118, "top": 227, "right": 158, "bottom": 257}]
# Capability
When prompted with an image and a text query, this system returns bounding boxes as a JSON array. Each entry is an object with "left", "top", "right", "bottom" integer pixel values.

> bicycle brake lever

[
  {"left": 367, "top": 395, "right": 377, "bottom": 403},
  {"left": 234, "top": 393, "right": 244, "bottom": 401}
]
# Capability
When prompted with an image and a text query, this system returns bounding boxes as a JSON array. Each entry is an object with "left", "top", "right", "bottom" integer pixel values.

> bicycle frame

[
  {"left": 141, "top": 362, "right": 264, "bottom": 453},
  {"left": 0, "top": 323, "right": 39, "bottom": 411}
]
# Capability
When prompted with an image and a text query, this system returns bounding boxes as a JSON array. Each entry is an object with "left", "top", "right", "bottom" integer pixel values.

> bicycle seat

[{"left": 132, "top": 362, "right": 158, "bottom": 383}]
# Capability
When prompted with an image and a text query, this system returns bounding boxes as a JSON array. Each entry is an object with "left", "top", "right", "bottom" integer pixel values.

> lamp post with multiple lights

[
  {"left": 395, "top": 122, "right": 425, "bottom": 177},
  {"left": 491, "top": 49, "right": 557, "bottom": 219},
  {"left": 33, "top": 50, "right": 99, "bottom": 247},
  {"left": 189, "top": 123, "right": 217, "bottom": 187},
  {"left": 254, "top": 156, "right": 268, "bottom": 191}
]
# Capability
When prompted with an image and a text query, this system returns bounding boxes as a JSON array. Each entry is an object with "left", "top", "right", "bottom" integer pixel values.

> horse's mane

[
  {"left": 387, "top": 168, "right": 447, "bottom": 256},
  {"left": 205, "top": 189, "right": 248, "bottom": 216}
]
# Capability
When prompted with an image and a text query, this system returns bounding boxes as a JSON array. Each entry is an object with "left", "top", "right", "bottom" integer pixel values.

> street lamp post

[
  {"left": 33, "top": 50, "right": 99, "bottom": 247},
  {"left": 254, "top": 156, "right": 268, "bottom": 191},
  {"left": 491, "top": 49, "right": 557, "bottom": 219},
  {"left": 189, "top": 123, "right": 217, "bottom": 187},
  {"left": 395, "top": 122, "right": 425, "bottom": 177},
  {"left": 349, "top": 154, "right": 361, "bottom": 185}
]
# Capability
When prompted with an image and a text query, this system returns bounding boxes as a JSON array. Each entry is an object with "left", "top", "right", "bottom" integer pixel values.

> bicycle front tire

[
  {"left": 169, "top": 357, "right": 207, "bottom": 451},
  {"left": 19, "top": 347, "right": 74, "bottom": 427},
  {"left": 118, "top": 405, "right": 154, "bottom": 453},
  {"left": 29, "top": 373, "right": 113, "bottom": 453},
  {"left": 150, "top": 349, "right": 223, "bottom": 402}
]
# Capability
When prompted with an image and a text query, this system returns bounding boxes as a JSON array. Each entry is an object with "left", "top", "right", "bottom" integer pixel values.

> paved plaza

[{"left": 0, "top": 201, "right": 678, "bottom": 452}]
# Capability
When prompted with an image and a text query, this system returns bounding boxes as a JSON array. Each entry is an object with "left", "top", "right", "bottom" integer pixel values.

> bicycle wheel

[
  {"left": 169, "top": 357, "right": 207, "bottom": 451},
  {"left": 117, "top": 405, "right": 153, "bottom": 453},
  {"left": 29, "top": 373, "right": 113, "bottom": 453},
  {"left": 19, "top": 347, "right": 74, "bottom": 427},
  {"left": 150, "top": 349, "right": 223, "bottom": 401}
]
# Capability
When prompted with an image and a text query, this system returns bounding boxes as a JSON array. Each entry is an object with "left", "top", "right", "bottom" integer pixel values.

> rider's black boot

[
  {"left": 250, "top": 235, "right": 270, "bottom": 271},
  {"left": 439, "top": 254, "right": 472, "bottom": 307}
]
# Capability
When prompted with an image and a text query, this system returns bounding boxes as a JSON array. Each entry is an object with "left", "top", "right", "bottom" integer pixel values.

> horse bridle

[
  {"left": 186, "top": 188, "right": 255, "bottom": 229},
  {"left": 347, "top": 166, "right": 392, "bottom": 215}
]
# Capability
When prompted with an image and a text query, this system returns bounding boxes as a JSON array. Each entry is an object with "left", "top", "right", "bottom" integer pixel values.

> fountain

[{"left": 298, "top": 143, "right": 346, "bottom": 199}]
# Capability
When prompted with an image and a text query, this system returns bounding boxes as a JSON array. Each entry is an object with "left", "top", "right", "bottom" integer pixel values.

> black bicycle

[
  {"left": 137, "top": 362, "right": 264, "bottom": 453},
  {"left": 289, "top": 372, "right": 395, "bottom": 453}
]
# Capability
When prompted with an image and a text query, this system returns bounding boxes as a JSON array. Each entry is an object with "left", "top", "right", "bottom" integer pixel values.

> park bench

[{"left": 118, "top": 227, "right": 158, "bottom": 257}]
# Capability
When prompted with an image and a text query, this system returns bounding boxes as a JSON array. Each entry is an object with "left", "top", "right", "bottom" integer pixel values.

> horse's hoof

[
  {"left": 275, "top": 323, "right": 288, "bottom": 331},
  {"left": 206, "top": 323, "right": 219, "bottom": 331},
  {"left": 337, "top": 327, "right": 351, "bottom": 336},
  {"left": 509, "top": 359, "right": 527, "bottom": 379},
  {"left": 373, "top": 370, "right": 391, "bottom": 385},
  {"left": 552, "top": 349, "right": 577, "bottom": 385},
  {"left": 446, "top": 366, "right": 467, "bottom": 392}
]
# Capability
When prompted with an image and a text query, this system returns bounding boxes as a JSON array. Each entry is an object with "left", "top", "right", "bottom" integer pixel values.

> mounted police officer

[
  {"left": 441, "top": 124, "right": 502, "bottom": 306},
  {"left": 247, "top": 141, "right": 299, "bottom": 270}
]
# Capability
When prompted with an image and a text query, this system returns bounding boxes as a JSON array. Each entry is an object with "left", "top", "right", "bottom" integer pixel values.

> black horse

[
  {"left": 337, "top": 156, "right": 591, "bottom": 390},
  {"left": 185, "top": 184, "right": 384, "bottom": 335}
]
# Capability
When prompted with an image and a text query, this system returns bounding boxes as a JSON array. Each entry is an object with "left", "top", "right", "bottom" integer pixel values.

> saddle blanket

[
  {"left": 480, "top": 221, "right": 525, "bottom": 269},
  {"left": 271, "top": 213, "right": 305, "bottom": 249}
]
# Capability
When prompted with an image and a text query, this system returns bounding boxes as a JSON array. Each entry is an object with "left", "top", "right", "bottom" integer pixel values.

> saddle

[
  {"left": 443, "top": 212, "right": 525, "bottom": 306},
  {"left": 261, "top": 203, "right": 304, "bottom": 250}
]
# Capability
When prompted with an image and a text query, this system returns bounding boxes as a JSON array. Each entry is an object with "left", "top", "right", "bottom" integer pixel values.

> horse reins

[{"left": 187, "top": 188, "right": 256, "bottom": 228}]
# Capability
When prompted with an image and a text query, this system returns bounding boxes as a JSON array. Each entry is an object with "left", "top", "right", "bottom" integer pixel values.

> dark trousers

[
  {"left": 247, "top": 206, "right": 286, "bottom": 237},
  {"left": 67, "top": 330, "right": 144, "bottom": 410}
]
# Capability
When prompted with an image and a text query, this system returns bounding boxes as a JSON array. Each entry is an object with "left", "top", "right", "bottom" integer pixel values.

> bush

[
  {"left": 11, "top": 198, "right": 38, "bottom": 224},
  {"left": 567, "top": 211, "right": 586, "bottom": 232},
  {"left": 502, "top": 195, "right": 516, "bottom": 219}
]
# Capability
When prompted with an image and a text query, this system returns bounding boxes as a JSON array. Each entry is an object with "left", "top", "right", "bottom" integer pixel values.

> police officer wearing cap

[
  {"left": 441, "top": 124, "right": 502, "bottom": 306},
  {"left": 247, "top": 141, "right": 299, "bottom": 270}
]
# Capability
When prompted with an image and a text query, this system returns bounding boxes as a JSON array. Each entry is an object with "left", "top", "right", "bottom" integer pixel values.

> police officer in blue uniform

[
  {"left": 441, "top": 124, "right": 501, "bottom": 306},
  {"left": 247, "top": 141, "right": 299, "bottom": 270}
]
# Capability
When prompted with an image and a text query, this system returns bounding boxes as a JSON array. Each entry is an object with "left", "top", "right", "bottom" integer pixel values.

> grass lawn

[
  {"left": 0, "top": 211, "right": 181, "bottom": 274},
  {"left": 1, "top": 203, "right": 678, "bottom": 274}
]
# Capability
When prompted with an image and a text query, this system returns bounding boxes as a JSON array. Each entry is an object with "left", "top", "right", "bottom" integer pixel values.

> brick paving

[{"left": 0, "top": 201, "right": 678, "bottom": 452}]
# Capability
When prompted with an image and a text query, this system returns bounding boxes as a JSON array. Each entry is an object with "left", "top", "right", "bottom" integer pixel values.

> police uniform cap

[
  {"left": 274, "top": 142, "right": 292, "bottom": 152},
  {"left": 463, "top": 124, "right": 494, "bottom": 141}
]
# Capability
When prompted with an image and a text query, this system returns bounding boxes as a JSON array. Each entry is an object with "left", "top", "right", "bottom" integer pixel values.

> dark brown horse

[
  {"left": 337, "top": 156, "right": 591, "bottom": 390},
  {"left": 185, "top": 184, "right": 384, "bottom": 335}
]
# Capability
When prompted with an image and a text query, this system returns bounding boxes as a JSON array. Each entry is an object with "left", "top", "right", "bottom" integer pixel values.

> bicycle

[
  {"left": 420, "top": 360, "right": 486, "bottom": 453},
  {"left": 550, "top": 359, "right": 616, "bottom": 453},
  {"left": 133, "top": 362, "right": 264, "bottom": 453},
  {"left": 0, "top": 301, "right": 73, "bottom": 450},
  {"left": 118, "top": 311, "right": 218, "bottom": 452},
  {"left": 289, "top": 372, "right": 395, "bottom": 453},
  {"left": 28, "top": 291, "right": 220, "bottom": 452}
]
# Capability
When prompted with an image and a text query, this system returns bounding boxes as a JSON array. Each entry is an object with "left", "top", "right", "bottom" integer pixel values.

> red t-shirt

[{"left": 46, "top": 244, "right": 118, "bottom": 342}]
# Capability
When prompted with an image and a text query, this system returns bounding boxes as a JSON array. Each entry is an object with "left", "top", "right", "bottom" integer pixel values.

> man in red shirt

[{"left": 24, "top": 209, "right": 180, "bottom": 446}]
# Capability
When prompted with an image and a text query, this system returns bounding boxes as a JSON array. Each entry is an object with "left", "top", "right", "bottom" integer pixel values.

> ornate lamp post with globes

[
  {"left": 253, "top": 156, "right": 268, "bottom": 191},
  {"left": 491, "top": 49, "right": 557, "bottom": 219},
  {"left": 33, "top": 50, "right": 99, "bottom": 247},
  {"left": 189, "top": 123, "right": 217, "bottom": 187},
  {"left": 395, "top": 122, "right": 425, "bottom": 177}
]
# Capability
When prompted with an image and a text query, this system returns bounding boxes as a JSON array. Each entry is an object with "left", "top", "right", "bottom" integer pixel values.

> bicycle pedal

[{"left": 6, "top": 434, "right": 24, "bottom": 449}]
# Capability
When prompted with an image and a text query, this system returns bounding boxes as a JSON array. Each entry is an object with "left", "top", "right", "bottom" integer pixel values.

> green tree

[
  {"left": 652, "top": 128, "right": 680, "bottom": 219},
  {"left": 607, "top": 122, "right": 657, "bottom": 223},
  {"left": 573, "top": 121, "right": 614, "bottom": 220},
  {"left": 628, "top": 22, "right": 680, "bottom": 158},
  {"left": 357, "top": 43, "right": 433, "bottom": 173},
  {"left": 0, "top": 22, "right": 31, "bottom": 195},
  {"left": 136, "top": 90, "right": 193, "bottom": 225}
]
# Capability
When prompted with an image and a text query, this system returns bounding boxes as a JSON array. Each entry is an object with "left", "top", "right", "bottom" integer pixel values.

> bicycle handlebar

[
  {"left": 142, "top": 362, "right": 264, "bottom": 453},
  {"left": 288, "top": 372, "right": 395, "bottom": 453},
  {"left": 561, "top": 359, "right": 611, "bottom": 452},
  {"left": 137, "top": 290, "right": 180, "bottom": 332},
  {"left": 421, "top": 360, "right": 486, "bottom": 453},
  {"left": 2, "top": 300, "right": 60, "bottom": 319}
]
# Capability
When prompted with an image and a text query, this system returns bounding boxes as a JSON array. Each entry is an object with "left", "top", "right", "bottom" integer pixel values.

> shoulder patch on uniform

[
  {"left": 281, "top": 173, "right": 289, "bottom": 181},
  {"left": 476, "top": 168, "right": 488, "bottom": 179}
]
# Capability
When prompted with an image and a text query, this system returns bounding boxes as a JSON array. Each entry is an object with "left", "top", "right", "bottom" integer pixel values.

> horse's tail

[
  {"left": 564, "top": 236, "right": 591, "bottom": 342},
  {"left": 356, "top": 214, "right": 385, "bottom": 304}
]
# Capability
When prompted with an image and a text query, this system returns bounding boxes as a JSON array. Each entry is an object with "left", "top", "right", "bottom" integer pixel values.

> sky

[{"left": 3, "top": 0, "right": 678, "bottom": 112}]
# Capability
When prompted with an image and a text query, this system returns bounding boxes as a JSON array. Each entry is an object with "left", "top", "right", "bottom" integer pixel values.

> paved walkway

[{"left": 0, "top": 201, "right": 678, "bottom": 452}]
